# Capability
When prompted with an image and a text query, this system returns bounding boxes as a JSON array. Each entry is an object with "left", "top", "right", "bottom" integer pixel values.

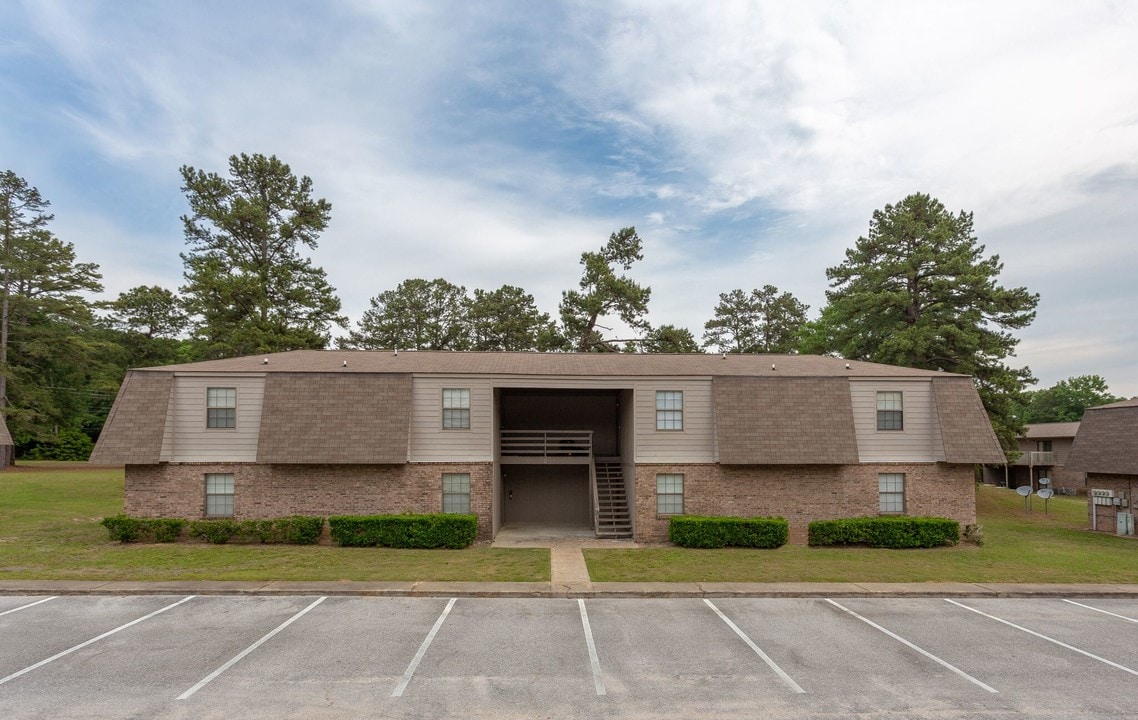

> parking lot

[{"left": 0, "top": 594, "right": 1135, "bottom": 719}]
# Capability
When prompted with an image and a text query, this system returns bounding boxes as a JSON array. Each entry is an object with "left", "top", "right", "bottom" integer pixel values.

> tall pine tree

[
  {"left": 180, "top": 153, "right": 345, "bottom": 358},
  {"left": 804, "top": 193, "right": 1038, "bottom": 449}
]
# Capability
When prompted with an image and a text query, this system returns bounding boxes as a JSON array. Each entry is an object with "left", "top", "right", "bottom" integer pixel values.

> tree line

[{"left": 0, "top": 155, "right": 1125, "bottom": 459}]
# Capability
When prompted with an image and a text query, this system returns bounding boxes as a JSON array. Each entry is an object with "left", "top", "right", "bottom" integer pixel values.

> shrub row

[
  {"left": 668, "top": 515, "right": 788, "bottom": 548},
  {"left": 808, "top": 516, "right": 960, "bottom": 548},
  {"left": 101, "top": 515, "right": 186, "bottom": 543},
  {"left": 101, "top": 515, "right": 323, "bottom": 544},
  {"left": 188, "top": 516, "right": 325, "bottom": 545},
  {"left": 329, "top": 514, "right": 478, "bottom": 549}
]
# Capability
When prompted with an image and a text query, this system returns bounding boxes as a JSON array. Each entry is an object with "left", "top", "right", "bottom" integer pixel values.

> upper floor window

[
  {"left": 876, "top": 391, "right": 903, "bottom": 431},
  {"left": 1037, "top": 440, "right": 1053, "bottom": 452},
  {"left": 656, "top": 390, "right": 683, "bottom": 431},
  {"left": 206, "top": 387, "right": 236, "bottom": 429},
  {"left": 442, "top": 388, "right": 471, "bottom": 429}
]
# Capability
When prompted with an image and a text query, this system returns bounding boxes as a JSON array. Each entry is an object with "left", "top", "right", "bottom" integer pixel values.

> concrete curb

[{"left": 3, "top": 580, "right": 1138, "bottom": 599}]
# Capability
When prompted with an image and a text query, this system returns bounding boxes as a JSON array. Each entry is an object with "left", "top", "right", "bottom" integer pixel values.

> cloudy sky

[{"left": 2, "top": 0, "right": 1135, "bottom": 396}]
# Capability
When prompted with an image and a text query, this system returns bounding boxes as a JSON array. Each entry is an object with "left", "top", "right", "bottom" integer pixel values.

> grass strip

[
  {"left": 585, "top": 486, "right": 1138, "bottom": 583},
  {"left": 0, "top": 463, "right": 547, "bottom": 582}
]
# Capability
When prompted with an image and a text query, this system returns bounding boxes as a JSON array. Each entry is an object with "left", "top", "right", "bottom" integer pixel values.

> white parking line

[
  {"left": 827, "top": 599, "right": 998, "bottom": 694},
  {"left": 947, "top": 599, "right": 1138, "bottom": 677},
  {"left": 392, "top": 597, "right": 456, "bottom": 698},
  {"left": 1062, "top": 599, "right": 1138, "bottom": 623},
  {"left": 704, "top": 599, "right": 805, "bottom": 694},
  {"left": 0, "top": 596, "right": 57, "bottom": 617},
  {"left": 178, "top": 596, "right": 326, "bottom": 700},
  {"left": 0, "top": 595, "right": 195, "bottom": 687},
  {"left": 577, "top": 599, "right": 606, "bottom": 696}
]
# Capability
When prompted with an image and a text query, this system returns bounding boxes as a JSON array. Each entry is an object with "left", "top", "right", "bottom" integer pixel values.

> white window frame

[
  {"left": 876, "top": 391, "right": 903, "bottom": 431},
  {"left": 205, "top": 473, "right": 234, "bottom": 517},
  {"left": 442, "top": 473, "right": 471, "bottom": 513},
  {"left": 442, "top": 388, "right": 471, "bottom": 430},
  {"left": 206, "top": 387, "right": 237, "bottom": 429},
  {"left": 656, "top": 390, "right": 684, "bottom": 431},
  {"left": 878, "top": 473, "right": 905, "bottom": 514},
  {"left": 656, "top": 473, "right": 684, "bottom": 515}
]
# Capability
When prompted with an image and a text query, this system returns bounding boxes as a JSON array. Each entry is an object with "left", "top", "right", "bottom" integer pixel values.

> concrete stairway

[{"left": 594, "top": 461, "right": 633, "bottom": 539}]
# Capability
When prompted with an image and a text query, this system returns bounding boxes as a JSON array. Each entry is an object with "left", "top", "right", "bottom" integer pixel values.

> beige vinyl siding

[
  {"left": 634, "top": 378, "right": 715, "bottom": 463},
  {"left": 162, "top": 374, "right": 265, "bottom": 462},
  {"left": 1054, "top": 437, "right": 1075, "bottom": 465},
  {"left": 409, "top": 374, "right": 714, "bottom": 463},
  {"left": 1015, "top": 436, "right": 1076, "bottom": 466},
  {"left": 410, "top": 376, "right": 494, "bottom": 462},
  {"left": 851, "top": 379, "right": 945, "bottom": 462},
  {"left": 159, "top": 386, "right": 176, "bottom": 461}
]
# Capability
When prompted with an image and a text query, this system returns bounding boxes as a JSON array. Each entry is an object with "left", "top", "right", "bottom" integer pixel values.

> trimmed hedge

[
  {"left": 101, "top": 515, "right": 185, "bottom": 543},
  {"left": 808, "top": 516, "right": 960, "bottom": 548},
  {"left": 668, "top": 515, "right": 788, "bottom": 549},
  {"left": 329, "top": 514, "right": 478, "bottom": 549},
  {"left": 187, "top": 516, "right": 325, "bottom": 545}
]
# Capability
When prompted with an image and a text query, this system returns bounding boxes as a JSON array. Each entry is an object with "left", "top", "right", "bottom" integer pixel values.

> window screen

[
  {"left": 656, "top": 391, "right": 683, "bottom": 431},
  {"left": 442, "top": 388, "right": 471, "bottom": 429},
  {"left": 656, "top": 473, "right": 684, "bottom": 515},
  {"left": 878, "top": 473, "right": 905, "bottom": 514},
  {"left": 876, "top": 391, "right": 903, "bottom": 431},
  {"left": 207, "top": 387, "right": 236, "bottom": 428},
  {"left": 442, "top": 473, "right": 471, "bottom": 513},
  {"left": 205, "top": 473, "right": 234, "bottom": 517}
]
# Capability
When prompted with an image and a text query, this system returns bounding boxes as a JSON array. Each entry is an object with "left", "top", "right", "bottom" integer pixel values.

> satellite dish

[
  {"left": 1039, "top": 477, "right": 1051, "bottom": 486},
  {"left": 1038, "top": 488, "right": 1054, "bottom": 499},
  {"left": 1016, "top": 485, "right": 1032, "bottom": 497}
]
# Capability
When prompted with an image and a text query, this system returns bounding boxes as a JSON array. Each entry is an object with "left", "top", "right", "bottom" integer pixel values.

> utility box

[
  {"left": 1118, "top": 512, "right": 1135, "bottom": 537},
  {"left": 1091, "top": 489, "right": 1115, "bottom": 506}
]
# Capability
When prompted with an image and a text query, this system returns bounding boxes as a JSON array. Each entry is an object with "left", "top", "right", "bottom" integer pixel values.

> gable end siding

[
  {"left": 89, "top": 371, "right": 173, "bottom": 465},
  {"left": 851, "top": 380, "right": 945, "bottom": 462},
  {"left": 1067, "top": 405, "right": 1138, "bottom": 475},
  {"left": 257, "top": 372, "right": 411, "bottom": 464},
  {"left": 932, "top": 377, "right": 1005, "bottom": 464},
  {"left": 713, "top": 377, "right": 859, "bottom": 464}
]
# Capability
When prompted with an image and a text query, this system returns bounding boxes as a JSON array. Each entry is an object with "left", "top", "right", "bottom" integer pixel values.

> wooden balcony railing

[{"left": 499, "top": 430, "right": 593, "bottom": 458}]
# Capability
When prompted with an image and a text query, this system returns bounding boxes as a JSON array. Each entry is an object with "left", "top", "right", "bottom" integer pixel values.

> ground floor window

[
  {"left": 442, "top": 473, "right": 471, "bottom": 513},
  {"left": 656, "top": 473, "right": 684, "bottom": 515},
  {"left": 878, "top": 473, "right": 905, "bottom": 514},
  {"left": 205, "top": 473, "right": 234, "bottom": 517}
]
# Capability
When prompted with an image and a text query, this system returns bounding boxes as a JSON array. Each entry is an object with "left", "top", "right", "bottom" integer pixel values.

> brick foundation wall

[
  {"left": 124, "top": 462, "right": 494, "bottom": 540},
  {"left": 1085, "top": 473, "right": 1137, "bottom": 534},
  {"left": 634, "top": 463, "right": 977, "bottom": 545}
]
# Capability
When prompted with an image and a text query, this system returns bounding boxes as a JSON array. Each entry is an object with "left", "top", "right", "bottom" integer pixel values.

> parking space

[{"left": 0, "top": 595, "right": 1135, "bottom": 719}]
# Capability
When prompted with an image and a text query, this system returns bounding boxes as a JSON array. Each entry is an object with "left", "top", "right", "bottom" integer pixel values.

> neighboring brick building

[
  {"left": 90, "top": 351, "right": 1005, "bottom": 544},
  {"left": 1067, "top": 398, "right": 1138, "bottom": 536},
  {"left": 982, "top": 422, "right": 1085, "bottom": 493}
]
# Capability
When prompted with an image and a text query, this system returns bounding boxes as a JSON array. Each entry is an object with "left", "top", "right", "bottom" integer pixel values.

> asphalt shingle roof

[{"left": 143, "top": 350, "right": 960, "bottom": 379}]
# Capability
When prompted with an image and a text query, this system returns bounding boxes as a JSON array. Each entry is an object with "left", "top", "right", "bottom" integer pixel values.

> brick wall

[
  {"left": 124, "top": 461, "right": 494, "bottom": 540},
  {"left": 634, "top": 463, "right": 977, "bottom": 544},
  {"left": 1084, "top": 473, "right": 1136, "bottom": 534}
]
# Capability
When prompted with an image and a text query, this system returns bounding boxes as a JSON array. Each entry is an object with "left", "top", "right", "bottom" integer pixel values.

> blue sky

[{"left": 2, "top": 0, "right": 1136, "bottom": 397}]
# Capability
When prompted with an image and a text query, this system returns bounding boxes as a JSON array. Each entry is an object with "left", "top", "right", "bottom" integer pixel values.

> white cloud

[{"left": 2, "top": 0, "right": 1135, "bottom": 397}]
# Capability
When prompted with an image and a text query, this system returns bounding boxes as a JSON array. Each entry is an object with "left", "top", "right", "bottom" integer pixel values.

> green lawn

[
  {"left": 584, "top": 485, "right": 1138, "bottom": 583},
  {"left": 4, "top": 464, "right": 1136, "bottom": 583},
  {"left": 0, "top": 463, "right": 548, "bottom": 582}
]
